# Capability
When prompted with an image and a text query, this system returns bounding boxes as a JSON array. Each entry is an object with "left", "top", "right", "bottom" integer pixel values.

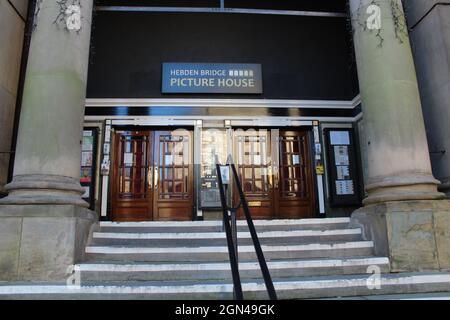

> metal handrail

[
  {"left": 215, "top": 155, "right": 277, "bottom": 300},
  {"left": 216, "top": 158, "right": 243, "bottom": 300}
]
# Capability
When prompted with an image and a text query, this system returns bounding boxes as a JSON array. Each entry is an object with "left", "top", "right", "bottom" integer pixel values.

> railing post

[
  {"left": 215, "top": 154, "right": 277, "bottom": 300},
  {"left": 229, "top": 161, "right": 278, "bottom": 300},
  {"left": 230, "top": 208, "right": 238, "bottom": 264},
  {"left": 216, "top": 157, "right": 243, "bottom": 300}
]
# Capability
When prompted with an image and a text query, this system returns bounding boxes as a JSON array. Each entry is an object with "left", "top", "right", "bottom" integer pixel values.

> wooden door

[
  {"left": 274, "top": 130, "right": 315, "bottom": 218},
  {"left": 153, "top": 130, "right": 194, "bottom": 221},
  {"left": 112, "top": 130, "right": 153, "bottom": 221},
  {"left": 234, "top": 130, "right": 274, "bottom": 219}
]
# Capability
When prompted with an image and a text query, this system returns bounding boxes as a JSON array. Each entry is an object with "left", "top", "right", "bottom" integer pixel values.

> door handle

[
  {"left": 274, "top": 166, "right": 279, "bottom": 189},
  {"left": 154, "top": 166, "right": 159, "bottom": 189},
  {"left": 268, "top": 166, "right": 273, "bottom": 188},
  {"left": 147, "top": 167, "right": 153, "bottom": 189}
]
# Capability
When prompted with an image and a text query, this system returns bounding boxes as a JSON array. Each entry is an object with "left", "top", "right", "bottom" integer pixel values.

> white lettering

[
  {"left": 175, "top": 304, "right": 210, "bottom": 318},
  {"left": 172, "top": 69, "right": 199, "bottom": 76},
  {"left": 216, "top": 78, "right": 255, "bottom": 88}
]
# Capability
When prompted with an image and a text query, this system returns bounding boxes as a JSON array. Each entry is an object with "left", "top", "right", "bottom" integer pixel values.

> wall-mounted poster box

[
  {"left": 324, "top": 128, "right": 361, "bottom": 207},
  {"left": 80, "top": 167, "right": 91, "bottom": 183},
  {"left": 80, "top": 127, "right": 98, "bottom": 210},
  {"left": 200, "top": 129, "right": 228, "bottom": 208}
]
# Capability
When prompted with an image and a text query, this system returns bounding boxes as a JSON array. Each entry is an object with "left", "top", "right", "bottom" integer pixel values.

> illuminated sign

[{"left": 162, "top": 63, "right": 263, "bottom": 94}]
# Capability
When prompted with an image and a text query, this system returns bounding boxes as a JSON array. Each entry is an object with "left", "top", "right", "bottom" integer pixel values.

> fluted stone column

[
  {"left": 349, "top": 0, "right": 450, "bottom": 272},
  {"left": 0, "top": 0, "right": 97, "bottom": 281}
]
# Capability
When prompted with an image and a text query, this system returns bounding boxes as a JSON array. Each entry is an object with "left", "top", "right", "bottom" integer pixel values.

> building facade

[
  {"left": 0, "top": 0, "right": 450, "bottom": 287},
  {"left": 405, "top": 0, "right": 450, "bottom": 197},
  {"left": 84, "top": 1, "right": 363, "bottom": 222}
]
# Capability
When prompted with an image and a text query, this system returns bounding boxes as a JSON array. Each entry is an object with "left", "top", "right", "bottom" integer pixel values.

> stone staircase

[
  {"left": 82, "top": 217, "right": 387, "bottom": 283},
  {"left": 2, "top": 217, "right": 450, "bottom": 299}
]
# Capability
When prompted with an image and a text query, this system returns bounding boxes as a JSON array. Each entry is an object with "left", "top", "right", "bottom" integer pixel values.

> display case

[
  {"left": 80, "top": 128, "right": 98, "bottom": 210},
  {"left": 324, "top": 128, "right": 361, "bottom": 207},
  {"left": 200, "top": 128, "right": 228, "bottom": 208}
]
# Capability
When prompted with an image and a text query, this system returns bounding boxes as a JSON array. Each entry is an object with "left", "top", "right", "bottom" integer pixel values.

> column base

[
  {"left": 0, "top": 174, "right": 88, "bottom": 207},
  {"left": 0, "top": 204, "right": 98, "bottom": 281},
  {"left": 351, "top": 200, "right": 450, "bottom": 272},
  {"left": 363, "top": 174, "right": 446, "bottom": 205}
]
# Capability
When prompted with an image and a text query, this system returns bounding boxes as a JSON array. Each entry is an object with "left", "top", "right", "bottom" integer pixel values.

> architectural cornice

[{"left": 86, "top": 96, "right": 362, "bottom": 110}]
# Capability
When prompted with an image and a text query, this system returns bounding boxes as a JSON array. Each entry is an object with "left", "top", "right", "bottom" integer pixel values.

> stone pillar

[
  {"left": 349, "top": 0, "right": 450, "bottom": 272},
  {"left": 0, "top": 0, "right": 97, "bottom": 281},
  {"left": 1, "top": 0, "right": 92, "bottom": 206},
  {"left": 350, "top": 0, "right": 443, "bottom": 205}
]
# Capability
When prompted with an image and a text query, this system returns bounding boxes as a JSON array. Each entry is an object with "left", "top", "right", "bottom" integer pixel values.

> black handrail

[
  {"left": 216, "top": 156, "right": 277, "bottom": 300},
  {"left": 216, "top": 161, "right": 243, "bottom": 300}
]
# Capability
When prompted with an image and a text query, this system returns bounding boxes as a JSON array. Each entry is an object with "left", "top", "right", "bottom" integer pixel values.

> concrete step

[
  {"left": 99, "top": 217, "right": 351, "bottom": 233},
  {"left": 2, "top": 272, "right": 450, "bottom": 300},
  {"left": 90, "top": 228, "right": 362, "bottom": 246},
  {"left": 85, "top": 241, "right": 375, "bottom": 262},
  {"left": 321, "top": 292, "right": 450, "bottom": 300},
  {"left": 77, "top": 257, "right": 390, "bottom": 282}
]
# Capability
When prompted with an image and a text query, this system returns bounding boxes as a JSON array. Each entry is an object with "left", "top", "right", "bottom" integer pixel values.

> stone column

[
  {"left": 1, "top": 0, "right": 92, "bottom": 206},
  {"left": 0, "top": 0, "right": 97, "bottom": 281},
  {"left": 350, "top": 0, "right": 444, "bottom": 205},
  {"left": 349, "top": 0, "right": 450, "bottom": 272}
]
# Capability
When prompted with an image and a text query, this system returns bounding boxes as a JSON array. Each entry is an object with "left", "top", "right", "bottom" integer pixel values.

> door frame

[
  {"left": 273, "top": 129, "right": 317, "bottom": 219},
  {"left": 231, "top": 126, "right": 318, "bottom": 219},
  {"left": 232, "top": 128, "right": 275, "bottom": 219},
  {"left": 99, "top": 119, "right": 325, "bottom": 221},
  {"left": 109, "top": 125, "right": 195, "bottom": 221},
  {"left": 111, "top": 130, "right": 154, "bottom": 221},
  {"left": 152, "top": 129, "right": 194, "bottom": 221}
]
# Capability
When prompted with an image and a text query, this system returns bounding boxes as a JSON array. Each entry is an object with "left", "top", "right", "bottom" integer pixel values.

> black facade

[{"left": 87, "top": 11, "right": 358, "bottom": 100}]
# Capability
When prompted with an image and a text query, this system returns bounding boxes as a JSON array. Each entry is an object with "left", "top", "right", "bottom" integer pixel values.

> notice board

[{"left": 324, "top": 128, "right": 361, "bottom": 206}]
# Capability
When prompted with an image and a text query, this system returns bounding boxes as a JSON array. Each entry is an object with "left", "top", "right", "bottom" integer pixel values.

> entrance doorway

[
  {"left": 111, "top": 129, "right": 194, "bottom": 221},
  {"left": 233, "top": 129, "right": 316, "bottom": 219}
]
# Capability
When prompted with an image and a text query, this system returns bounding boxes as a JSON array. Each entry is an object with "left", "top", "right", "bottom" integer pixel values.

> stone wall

[
  {"left": 351, "top": 200, "right": 450, "bottom": 272},
  {"left": 0, "top": 0, "right": 28, "bottom": 196},
  {"left": 405, "top": 1, "right": 450, "bottom": 196}
]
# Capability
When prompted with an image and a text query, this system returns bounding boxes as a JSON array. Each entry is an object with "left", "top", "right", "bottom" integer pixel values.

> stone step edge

[
  {"left": 76, "top": 257, "right": 390, "bottom": 272},
  {"left": 92, "top": 228, "right": 361, "bottom": 240},
  {"left": 1, "top": 272, "right": 449, "bottom": 295},
  {"left": 85, "top": 241, "right": 374, "bottom": 254},
  {"left": 99, "top": 217, "right": 350, "bottom": 228}
]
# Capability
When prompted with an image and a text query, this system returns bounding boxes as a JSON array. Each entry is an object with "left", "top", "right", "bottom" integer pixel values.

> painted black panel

[
  {"left": 96, "top": 0, "right": 220, "bottom": 7},
  {"left": 87, "top": 12, "right": 359, "bottom": 100},
  {"left": 225, "top": 0, "right": 347, "bottom": 13},
  {"left": 95, "top": 0, "right": 347, "bottom": 12}
]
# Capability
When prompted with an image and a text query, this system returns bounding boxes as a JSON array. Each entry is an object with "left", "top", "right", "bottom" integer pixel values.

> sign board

[
  {"left": 219, "top": 165, "right": 230, "bottom": 184},
  {"left": 80, "top": 128, "right": 98, "bottom": 210},
  {"left": 324, "top": 128, "right": 361, "bottom": 207},
  {"left": 330, "top": 131, "right": 350, "bottom": 145},
  {"left": 315, "top": 164, "right": 324, "bottom": 175},
  {"left": 162, "top": 63, "right": 263, "bottom": 94}
]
